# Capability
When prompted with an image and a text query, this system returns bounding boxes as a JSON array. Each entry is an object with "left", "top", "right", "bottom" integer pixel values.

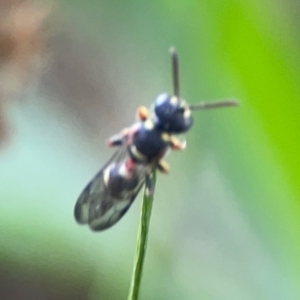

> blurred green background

[{"left": 0, "top": 0, "right": 300, "bottom": 299}]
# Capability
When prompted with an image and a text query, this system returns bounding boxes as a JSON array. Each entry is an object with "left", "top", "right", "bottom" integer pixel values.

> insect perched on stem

[{"left": 74, "top": 47, "right": 239, "bottom": 231}]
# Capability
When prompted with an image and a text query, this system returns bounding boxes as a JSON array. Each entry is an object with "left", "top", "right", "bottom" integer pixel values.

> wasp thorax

[{"left": 154, "top": 93, "right": 193, "bottom": 133}]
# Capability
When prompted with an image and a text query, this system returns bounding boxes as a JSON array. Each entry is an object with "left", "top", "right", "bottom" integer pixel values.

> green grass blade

[{"left": 127, "top": 170, "right": 157, "bottom": 300}]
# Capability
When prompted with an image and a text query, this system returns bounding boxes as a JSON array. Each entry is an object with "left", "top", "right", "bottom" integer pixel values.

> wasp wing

[{"left": 74, "top": 145, "right": 146, "bottom": 231}]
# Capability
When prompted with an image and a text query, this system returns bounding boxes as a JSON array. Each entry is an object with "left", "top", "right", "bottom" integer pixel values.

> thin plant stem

[{"left": 127, "top": 170, "right": 157, "bottom": 300}]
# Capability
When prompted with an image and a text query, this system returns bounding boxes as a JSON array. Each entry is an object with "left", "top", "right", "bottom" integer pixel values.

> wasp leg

[
  {"left": 106, "top": 128, "right": 131, "bottom": 147},
  {"left": 106, "top": 135, "right": 123, "bottom": 147},
  {"left": 137, "top": 106, "right": 150, "bottom": 121},
  {"left": 157, "top": 159, "right": 170, "bottom": 174},
  {"left": 170, "top": 136, "right": 186, "bottom": 150},
  {"left": 145, "top": 173, "right": 154, "bottom": 197}
]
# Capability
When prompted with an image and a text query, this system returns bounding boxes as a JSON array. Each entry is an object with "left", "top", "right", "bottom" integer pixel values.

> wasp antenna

[
  {"left": 189, "top": 99, "right": 240, "bottom": 110},
  {"left": 169, "top": 46, "right": 180, "bottom": 99}
]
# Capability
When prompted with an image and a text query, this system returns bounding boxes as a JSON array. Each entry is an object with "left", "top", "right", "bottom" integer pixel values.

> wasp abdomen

[{"left": 104, "top": 163, "right": 140, "bottom": 198}]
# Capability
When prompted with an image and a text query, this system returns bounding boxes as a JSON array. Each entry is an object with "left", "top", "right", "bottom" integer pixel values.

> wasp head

[{"left": 154, "top": 93, "right": 193, "bottom": 134}]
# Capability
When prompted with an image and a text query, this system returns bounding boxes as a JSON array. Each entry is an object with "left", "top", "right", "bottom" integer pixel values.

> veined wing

[{"left": 74, "top": 144, "right": 148, "bottom": 231}]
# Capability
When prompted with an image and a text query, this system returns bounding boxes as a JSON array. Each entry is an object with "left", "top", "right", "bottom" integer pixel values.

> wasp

[{"left": 74, "top": 47, "right": 238, "bottom": 231}]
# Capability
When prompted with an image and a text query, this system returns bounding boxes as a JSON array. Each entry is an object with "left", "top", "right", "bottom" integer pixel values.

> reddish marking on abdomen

[{"left": 125, "top": 158, "right": 137, "bottom": 171}]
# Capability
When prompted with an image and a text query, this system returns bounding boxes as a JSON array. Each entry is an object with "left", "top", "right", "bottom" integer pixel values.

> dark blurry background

[{"left": 1, "top": 0, "right": 300, "bottom": 299}]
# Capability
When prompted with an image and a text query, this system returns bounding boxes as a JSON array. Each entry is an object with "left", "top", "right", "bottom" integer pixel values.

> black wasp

[{"left": 74, "top": 47, "right": 238, "bottom": 231}]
